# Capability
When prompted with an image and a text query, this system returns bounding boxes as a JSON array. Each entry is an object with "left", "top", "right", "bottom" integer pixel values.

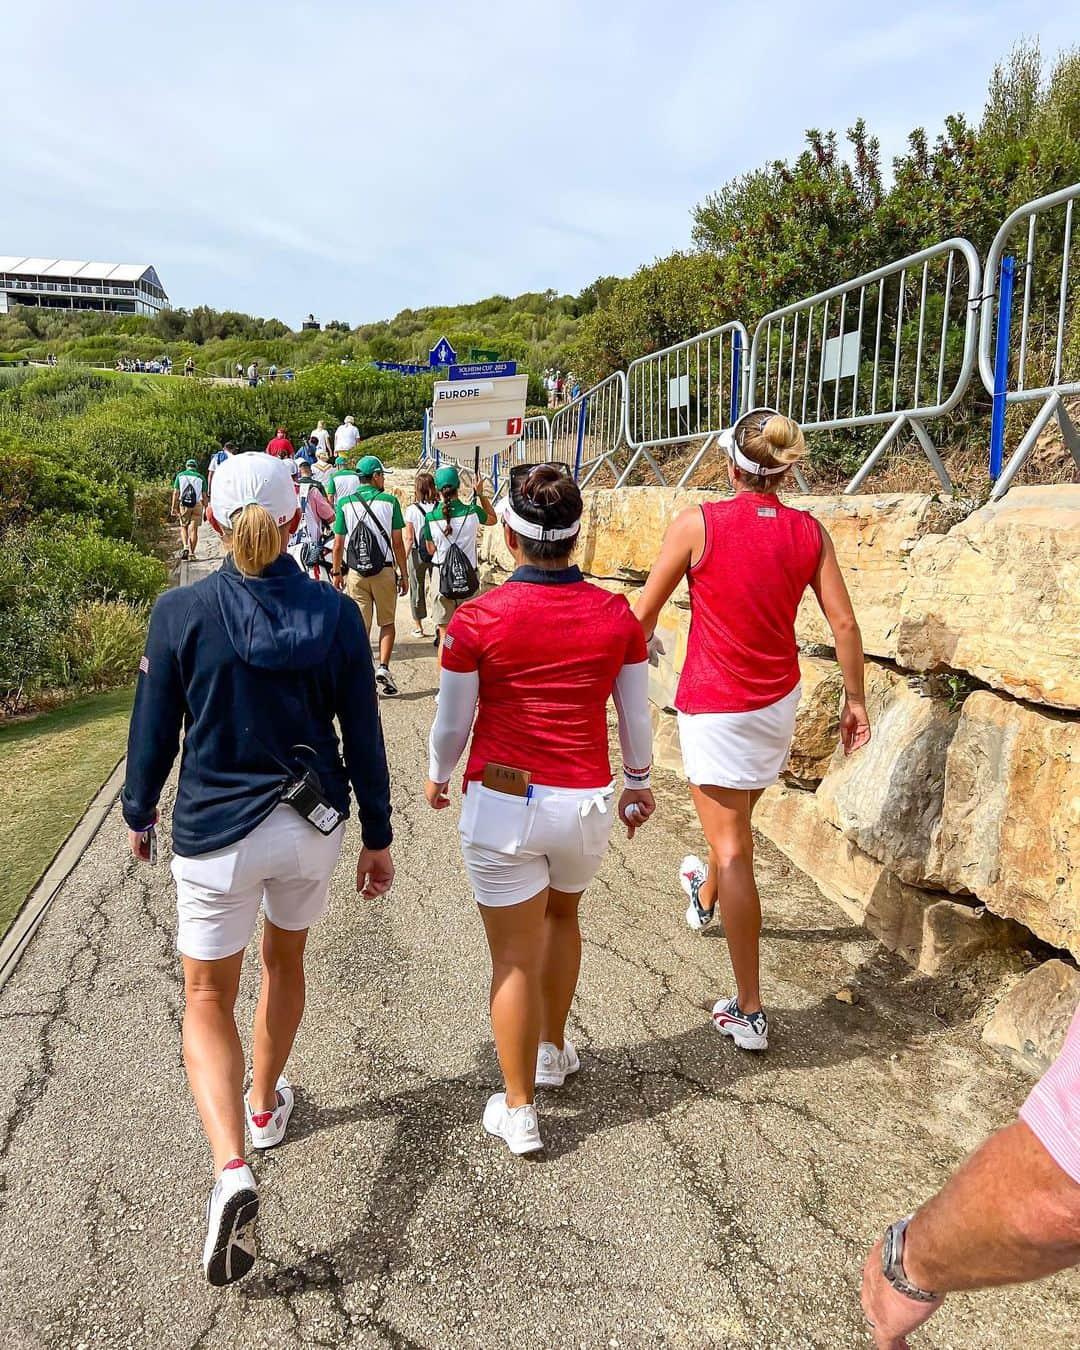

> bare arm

[
  {"left": 477, "top": 488, "right": 497, "bottom": 527},
  {"left": 403, "top": 522, "right": 416, "bottom": 552},
  {"left": 809, "top": 526, "right": 870, "bottom": 754},
  {"left": 862, "top": 1121, "right": 1080, "bottom": 1348},
  {"left": 392, "top": 529, "right": 408, "bottom": 594},
  {"left": 332, "top": 534, "right": 345, "bottom": 589},
  {"left": 632, "top": 508, "right": 703, "bottom": 638}
]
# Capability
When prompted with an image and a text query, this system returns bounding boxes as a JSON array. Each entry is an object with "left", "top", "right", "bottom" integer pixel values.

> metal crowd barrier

[
  {"left": 417, "top": 184, "right": 1080, "bottom": 503},
  {"left": 979, "top": 183, "right": 1080, "bottom": 499},
  {"left": 748, "top": 239, "right": 981, "bottom": 494},
  {"left": 624, "top": 322, "right": 749, "bottom": 488},
  {"left": 548, "top": 371, "right": 626, "bottom": 486}
]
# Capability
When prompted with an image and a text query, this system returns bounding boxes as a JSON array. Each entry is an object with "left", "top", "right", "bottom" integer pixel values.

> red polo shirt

[{"left": 441, "top": 565, "right": 647, "bottom": 789}]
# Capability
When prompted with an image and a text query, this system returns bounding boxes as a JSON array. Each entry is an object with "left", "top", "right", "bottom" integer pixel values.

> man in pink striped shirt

[{"left": 861, "top": 1006, "right": 1080, "bottom": 1346}]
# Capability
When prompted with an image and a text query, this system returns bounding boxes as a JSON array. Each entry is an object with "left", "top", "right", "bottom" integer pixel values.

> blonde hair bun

[{"left": 758, "top": 413, "right": 807, "bottom": 465}]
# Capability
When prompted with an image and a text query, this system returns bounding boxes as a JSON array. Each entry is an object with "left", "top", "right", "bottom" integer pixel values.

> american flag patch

[
  {"left": 139, "top": 655, "right": 150, "bottom": 675},
  {"left": 443, "top": 633, "right": 455, "bottom": 649}
]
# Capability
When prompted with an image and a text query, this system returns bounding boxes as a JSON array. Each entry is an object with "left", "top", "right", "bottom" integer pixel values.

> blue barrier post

[
  {"left": 730, "top": 331, "right": 742, "bottom": 422},
  {"left": 989, "top": 254, "right": 1015, "bottom": 481},
  {"left": 573, "top": 395, "right": 589, "bottom": 481},
  {"left": 492, "top": 453, "right": 499, "bottom": 494}
]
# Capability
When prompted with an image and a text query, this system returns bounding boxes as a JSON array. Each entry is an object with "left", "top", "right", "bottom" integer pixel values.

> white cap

[
  {"left": 210, "top": 453, "right": 298, "bottom": 528},
  {"left": 344, "top": 414, "right": 355, "bottom": 425}
]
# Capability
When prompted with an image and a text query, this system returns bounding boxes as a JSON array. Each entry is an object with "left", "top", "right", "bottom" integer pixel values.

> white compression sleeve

[
  {"left": 428, "top": 668, "right": 479, "bottom": 783},
  {"left": 613, "top": 659, "right": 653, "bottom": 789}
]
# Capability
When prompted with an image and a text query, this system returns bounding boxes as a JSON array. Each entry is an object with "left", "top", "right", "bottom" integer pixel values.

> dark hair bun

[{"left": 517, "top": 465, "right": 582, "bottom": 529}]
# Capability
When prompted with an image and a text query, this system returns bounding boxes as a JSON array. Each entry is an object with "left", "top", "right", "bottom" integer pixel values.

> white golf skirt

[{"left": 677, "top": 683, "right": 801, "bottom": 791}]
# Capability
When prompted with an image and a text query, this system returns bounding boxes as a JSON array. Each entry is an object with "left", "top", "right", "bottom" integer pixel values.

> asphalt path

[{"left": 0, "top": 543, "right": 1077, "bottom": 1348}]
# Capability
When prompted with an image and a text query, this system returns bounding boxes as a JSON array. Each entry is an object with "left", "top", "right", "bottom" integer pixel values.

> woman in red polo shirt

[
  {"left": 425, "top": 464, "right": 655, "bottom": 1156},
  {"left": 634, "top": 409, "right": 870, "bottom": 1053}
]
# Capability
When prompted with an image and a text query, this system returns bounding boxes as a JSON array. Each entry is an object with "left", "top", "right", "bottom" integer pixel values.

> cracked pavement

[{"left": 1, "top": 577, "right": 1078, "bottom": 1347}]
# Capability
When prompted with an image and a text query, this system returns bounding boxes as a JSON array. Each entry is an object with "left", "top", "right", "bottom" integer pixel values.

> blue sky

[{"left": 2, "top": 2, "right": 1073, "bottom": 326}]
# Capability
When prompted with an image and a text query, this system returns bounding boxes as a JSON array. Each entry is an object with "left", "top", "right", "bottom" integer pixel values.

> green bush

[
  {"left": 64, "top": 602, "right": 149, "bottom": 690},
  {"left": 32, "top": 528, "right": 166, "bottom": 605},
  {"left": 0, "top": 523, "right": 166, "bottom": 706}
]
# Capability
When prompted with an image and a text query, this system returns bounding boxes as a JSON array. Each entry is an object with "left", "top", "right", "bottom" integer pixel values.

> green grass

[
  {"left": 358, "top": 428, "right": 423, "bottom": 464},
  {"left": 0, "top": 686, "right": 133, "bottom": 938}
]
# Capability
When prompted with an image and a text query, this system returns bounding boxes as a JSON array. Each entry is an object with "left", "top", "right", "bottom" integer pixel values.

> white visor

[
  {"left": 718, "top": 411, "right": 791, "bottom": 477},
  {"left": 499, "top": 499, "right": 581, "bottom": 542}
]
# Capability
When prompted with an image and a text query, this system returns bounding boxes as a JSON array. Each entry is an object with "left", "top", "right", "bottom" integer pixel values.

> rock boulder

[
  {"left": 785, "top": 656, "right": 845, "bottom": 784},
  {"left": 897, "top": 486, "right": 1080, "bottom": 711},
  {"left": 792, "top": 494, "right": 956, "bottom": 660},
  {"left": 926, "top": 691, "right": 1080, "bottom": 958},
  {"left": 754, "top": 784, "right": 1015, "bottom": 972},
  {"left": 983, "top": 959, "right": 1080, "bottom": 1078},
  {"left": 816, "top": 671, "right": 960, "bottom": 884}
]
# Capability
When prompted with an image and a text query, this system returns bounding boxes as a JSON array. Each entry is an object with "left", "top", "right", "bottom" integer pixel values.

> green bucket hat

[
  {"left": 185, "top": 458, "right": 199, "bottom": 469},
  {"left": 357, "top": 454, "right": 385, "bottom": 476},
  {"left": 434, "top": 465, "right": 459, "bottom": 490}
]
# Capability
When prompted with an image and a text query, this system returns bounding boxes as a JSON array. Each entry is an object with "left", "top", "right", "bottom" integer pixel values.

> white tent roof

[{"left": 0, "top": 257, "right": 166, "bottom": 294}]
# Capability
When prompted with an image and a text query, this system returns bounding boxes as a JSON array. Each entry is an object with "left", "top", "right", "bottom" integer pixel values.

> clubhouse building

[{"left": 0, "top": 258, "right": 169, "bottom": 316}]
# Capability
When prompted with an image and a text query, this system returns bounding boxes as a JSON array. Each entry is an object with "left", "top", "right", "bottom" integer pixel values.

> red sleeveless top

[{"left": 675, "top": 494, "right": 822, "bottom": 715}]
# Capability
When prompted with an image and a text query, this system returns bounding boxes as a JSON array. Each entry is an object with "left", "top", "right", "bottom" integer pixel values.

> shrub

[
  {"left": 31, "top": 528, "right": 167, "bottom": 606},
  {"left": 0, "top": 523, "right": 166, "bottom": 707},
  {"left": 63, "top": 602, "right": 149, "bottom": 690}
]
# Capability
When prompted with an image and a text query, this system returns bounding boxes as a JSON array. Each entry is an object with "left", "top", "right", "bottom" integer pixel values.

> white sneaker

[
  {"left": 680, "top": 854, "right": 716, "bottom": 930},
  {"left": 411, "top": 627, "right": 424, "bottom": 638},
  {"left": 482, "top": 1092, "right": 543, "bottom": 1155},
  {"left": 711, "top": 996, "right": 769, "bottom": 1051},
  {"left": 202, "top": 1160, "right": 259, "bottom": 1286},
  {"left": 245, "top": 1075, "right": 294, "bottom": 1149},
  {"left": 535, "top": 1040, "right": 580, "bottom": 1088}
]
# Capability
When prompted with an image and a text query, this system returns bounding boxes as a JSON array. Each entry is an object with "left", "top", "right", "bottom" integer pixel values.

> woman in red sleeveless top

[{"left": 634, "top": 408, "right": 870, "bottom": 1052}]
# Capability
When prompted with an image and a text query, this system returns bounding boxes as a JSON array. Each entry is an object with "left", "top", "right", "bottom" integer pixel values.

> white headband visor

[
  {"left": 499, "top": 499, "right": 581, "bottom": 542},
  {"left": 719, "top": 409, "right": 791, "bottom": 477}
]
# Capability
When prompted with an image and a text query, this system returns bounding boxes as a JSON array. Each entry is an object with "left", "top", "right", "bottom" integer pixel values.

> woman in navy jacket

[{"left": 123, "top": 453, "right": 394, "bottom": 1287}]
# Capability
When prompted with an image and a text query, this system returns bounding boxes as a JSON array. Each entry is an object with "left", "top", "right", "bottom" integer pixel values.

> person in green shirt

[
  {"left": 327, "top": 457, "right": 361, "bottom": 505},
  {"left": 422, "top": 464, "right": 496, "bottom": 651},
  {"left": 171, "top": 458, "right": 208, "bottom": 561},
  {"left": 332, "top": 455, "right": 408, "bottom": 696}
]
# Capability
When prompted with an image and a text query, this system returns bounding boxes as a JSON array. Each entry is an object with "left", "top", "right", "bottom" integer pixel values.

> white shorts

[
  {"left": 677, "top": 683, "right": 802, "bottom": 791},
  {"left": 459, "top": 782, "right": 616, "bottom": 908},
  {"left": 171, "top": 804, "right": 345, "bottom": 961}
]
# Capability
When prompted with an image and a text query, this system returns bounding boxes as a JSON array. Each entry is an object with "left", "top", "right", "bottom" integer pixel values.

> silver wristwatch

[{"left": 881, "top": 1215, "right": 940, "bottom": 1303}]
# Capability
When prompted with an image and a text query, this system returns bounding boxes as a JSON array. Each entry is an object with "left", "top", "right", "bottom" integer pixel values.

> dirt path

[{"left": 0, "top": 564, "right": 1076, "bottom": 1347}]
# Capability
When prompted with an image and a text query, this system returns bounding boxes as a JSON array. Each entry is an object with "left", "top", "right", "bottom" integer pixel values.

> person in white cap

[
  {"left": 121, "top": 452, "right": 395, "bottom": 1287},
  {"left": 334, "top": 414, "right": 360, "bottom": 456},
  {"left": 633, "top": 408, "right": 870, "bottom": 1054}
]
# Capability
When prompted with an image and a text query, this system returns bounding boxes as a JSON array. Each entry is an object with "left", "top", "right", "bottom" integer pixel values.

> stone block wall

[{"left": 479, "top": 482, "right": 1080, "bottom": 975}]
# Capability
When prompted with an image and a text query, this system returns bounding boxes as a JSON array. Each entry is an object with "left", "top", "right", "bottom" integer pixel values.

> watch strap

[{"left": 882, "top": 1216, "right": 940, "bottom": 1304}]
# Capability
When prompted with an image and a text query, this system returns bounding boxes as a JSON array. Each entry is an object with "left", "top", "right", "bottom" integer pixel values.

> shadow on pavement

[{"left": 241, "top": 992, "right": 910, "bottom": 1303}]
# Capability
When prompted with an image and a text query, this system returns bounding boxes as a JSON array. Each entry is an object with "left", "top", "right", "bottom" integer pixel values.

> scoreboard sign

[{"left": 431, "top": 373, "right": 529, "bottom": 451}]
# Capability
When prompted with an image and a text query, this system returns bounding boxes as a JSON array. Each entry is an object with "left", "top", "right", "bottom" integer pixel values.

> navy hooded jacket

[{"left": 122, "top": 554, "right": 392, "bottom": 856}]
